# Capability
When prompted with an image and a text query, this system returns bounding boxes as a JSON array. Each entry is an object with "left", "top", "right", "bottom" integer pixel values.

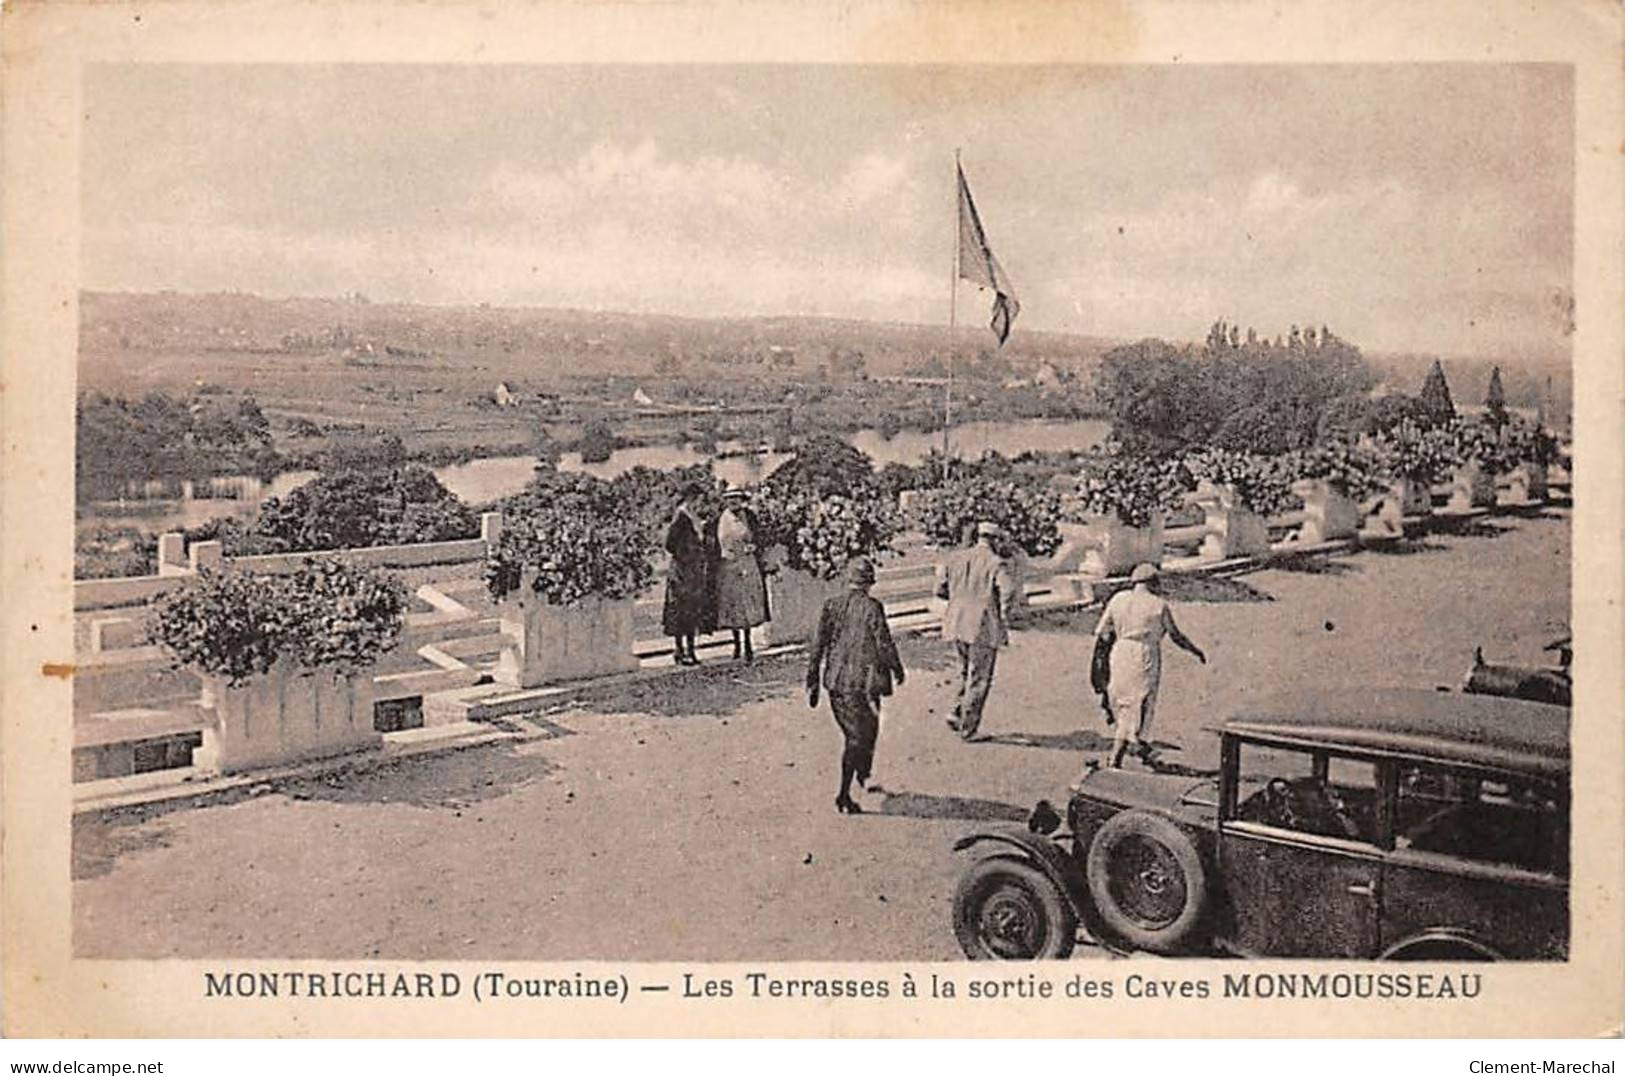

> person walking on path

[
  {"left": 662, "top": 482, "right": 713, "bottom": 666},
  {"left": 936, "top": 520, "right": 1017, "bottom": 741},
  {"left": 711, "top": 484, "right": 770, "bottom": 662},
  {"left": 1093, "top": 562, "right": 1207, "bottom": 768},
  {"left": 806, "top": 556, "right": 906, "bottom": 815}
]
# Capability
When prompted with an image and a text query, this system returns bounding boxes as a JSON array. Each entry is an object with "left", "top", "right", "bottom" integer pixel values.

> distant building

[
  {"left": 632, "top": 387, "right": 656, "bottom": 406},
  {"left": 495, "top": 382, "right": 516, "bottom": 408},
  {"left": 1034, "top": 361, "right": 1063, "bottom": 387}
]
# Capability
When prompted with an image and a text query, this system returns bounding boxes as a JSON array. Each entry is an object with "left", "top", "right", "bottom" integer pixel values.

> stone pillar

[
  {"left": 156, "top": 532, "right": 189, "bottom": 576},
  {"left": 1291, "top": 480, "right": 1360, "bottom": 545},
  {"left": 480, "top": 510, "right": 503, "bottom": 546},
  {"left": 189, "top": 540, "right": 225, "bottom": 572}
]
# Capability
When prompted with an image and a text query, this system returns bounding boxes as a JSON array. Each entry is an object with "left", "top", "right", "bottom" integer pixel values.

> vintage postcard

[{"left": 2, "top": 0, "right": 1621, "bottom": 1039}]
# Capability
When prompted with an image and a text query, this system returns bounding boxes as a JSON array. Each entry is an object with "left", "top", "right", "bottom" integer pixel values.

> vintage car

[{"left": 952, "top": 688, "right": 1569, "bottom": 961}]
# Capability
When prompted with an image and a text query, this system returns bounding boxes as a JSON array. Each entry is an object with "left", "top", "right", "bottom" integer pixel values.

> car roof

[{"left": 1221, "top": 688, "right": 1569, "bottom": 779}]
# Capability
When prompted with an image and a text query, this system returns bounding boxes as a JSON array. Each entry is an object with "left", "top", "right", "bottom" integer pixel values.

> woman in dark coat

[
  {"left": 663, "top": 483, "right": 712, "bottom": 665},
  {"left": 805, "top": 556, "right": 905, "bottom": 814}
]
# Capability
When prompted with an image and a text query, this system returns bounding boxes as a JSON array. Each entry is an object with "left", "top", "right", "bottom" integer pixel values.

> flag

[{"left": 957, "top": 162, "right": 1020, "bottom": 346}]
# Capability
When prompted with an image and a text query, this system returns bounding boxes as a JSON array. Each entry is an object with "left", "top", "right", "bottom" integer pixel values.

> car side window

[
  {"left": 1233, "top": 744, "right": 1378, "bottom": 844},
  {"left": 1394, "top": 765, "right": 1568, "bottom": 877}
]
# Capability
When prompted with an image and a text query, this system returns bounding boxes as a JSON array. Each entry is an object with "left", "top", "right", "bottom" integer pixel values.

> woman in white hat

[
  {"left": 711, "top": 483, "right": 770, "bottom": 661},
  {"left": 1093, "top": 562, "right": 1207, "bottom": 768}
]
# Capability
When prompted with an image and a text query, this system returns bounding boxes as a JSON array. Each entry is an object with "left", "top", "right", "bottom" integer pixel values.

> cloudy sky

[{"left": 83, "top": 63, "right": 1572, "bottom": 359}]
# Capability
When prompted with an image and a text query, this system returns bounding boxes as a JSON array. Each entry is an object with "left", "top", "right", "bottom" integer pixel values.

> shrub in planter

[
  {"left": 1071, "top": 446, "right": 1193, "bottom": 528},
  {"left": 1371, "top": 419, "right": 1461, "bottom": 486},
  {"left": 908, "top": 476, "right": 1063, "bottom": 558},
  {"left": 1293, "top": 438, "right": 1390, "bottom": 501},
  {"left": 486, "top": 474, "right": 657, "bottom": 605},
  {"left": 150, "top": 560, "right": 407, "bottom": 686},
  {"left": 1181, "top": 448, "right": 1299, "bottom": 517},
  {"left": 150, "top": 561, "right": 406, "bottom": 772},
  {"left": 751, "top": 487, "right": 900, "bottom": 581},
  {"left": 1449, "top": 416, "right": 1521, "bottom": 476},
  {"left": 486, "top": 475, "right": 655, "bottom": 686}
]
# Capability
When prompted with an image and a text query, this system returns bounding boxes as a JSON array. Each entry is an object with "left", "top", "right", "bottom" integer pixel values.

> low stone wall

[{"left": 762, "top": 568, "right": 843, "bottom": 648}]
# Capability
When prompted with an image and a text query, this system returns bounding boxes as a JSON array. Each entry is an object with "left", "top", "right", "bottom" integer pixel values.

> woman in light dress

[
  {"left": 711, "top": 485, "right": 770, "bottom": 662},
  {"left": 1092, "top": 563, "right": 1207, "bottom": 768}
]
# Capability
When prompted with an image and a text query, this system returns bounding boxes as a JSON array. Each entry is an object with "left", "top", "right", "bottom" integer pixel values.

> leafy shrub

[
  {"left": 576, "top": 419, "right": 618, "bottom": 464},
  {"left": 251, "top": 466, "right": 478, "bottom": 552},
  {"left": 1496, "top": 416, "right": 1559, "bottom": 468},
  {"left": 907, "top": 476, "right": 1063, "bottom": 557},
  {"left": 1370, "top": 419, "right": 1461, "bottom": 485},
  {"left": 150, "top": 560, "right": 406, "bottom": 686},
  {"left": 74, "top": 525, "right": 157, "bottom": 580},
  {"left": 763, "top": 433, "right": 877, "bottom": 498},
  {"left": 1294, "top": 438, "right": 1389, "bottom": 500},
  {"left": 486, "top": 473, "right": 656, "bottom": 603},
  {"left": 751, "top": 487, "right": 900, "bottom": 580},
  {"left": 1072, "top": 447, "right": 1194, "bottom": 527},
  {"left": 1181, "top": 448, "right": 1300, "bottom": 517}
]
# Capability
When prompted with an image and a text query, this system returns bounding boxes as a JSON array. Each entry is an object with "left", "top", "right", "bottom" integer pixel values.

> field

[
  {"left": 78, "top": 291, "right": 1116, "bottom": 465},
  {"left": 79, "top": 290, "right": 1570, "bottom": 468}
]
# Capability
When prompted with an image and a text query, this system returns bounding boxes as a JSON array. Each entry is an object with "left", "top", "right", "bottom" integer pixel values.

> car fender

[
  {"left": 1380, "top": 928, "right": 1504, "bottom": 961},
  {"left": 953, "top": 826, "right": 1089, "bottom": 913}
]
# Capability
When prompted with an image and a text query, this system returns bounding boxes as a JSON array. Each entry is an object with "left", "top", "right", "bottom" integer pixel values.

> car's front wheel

[
  {"left": 953, "top": 855, "right": 1077, "bottom": 960},
  {"left": 1085, "top": 810, "right": 1210, "bottom": 954}
]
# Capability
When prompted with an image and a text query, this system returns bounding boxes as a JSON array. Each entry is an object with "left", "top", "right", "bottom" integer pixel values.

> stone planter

[
  {"left": 762, "top": 567, "right": 843, "bottom": 648},
  {"left": 1079, "top": 513, "right": 1164, "bottom": 578},
  {"left": 1192, "top": 482, "right": 1270, "bottom": 561},
  {"left": 1291, "top": 479, "right": 1361, "bottom": 545},
  {"left": 495, "top": 581, "right": 639, "bottom": 688},
  {"left": 1446, "top": 462, "right": 1498, "bottom": 512},
  {"left": 1501, "top": 461, "right": 1548, "bottom": 505},
  {"left": 193, "top": 661, "right": 380, "bottom": 775}
]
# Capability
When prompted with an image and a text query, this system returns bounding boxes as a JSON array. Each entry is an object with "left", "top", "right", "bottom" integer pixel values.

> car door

[
  {"left": 1218, "top": 744, "right": 1383, "bottom": 957},
  {"left": 1381, "top": 763, "right": 1569, "bottom": 959}
]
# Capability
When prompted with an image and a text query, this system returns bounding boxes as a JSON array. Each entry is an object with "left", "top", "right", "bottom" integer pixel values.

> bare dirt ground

[{"left": 74, "top": 511, "right": 1570, "bottom": 961}]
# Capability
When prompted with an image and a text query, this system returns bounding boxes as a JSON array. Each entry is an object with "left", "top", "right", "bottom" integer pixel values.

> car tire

[
  {"left": 1085, "top": 810, "right": 1209, "bottom": 954},
  {"left": 953, "top": 855, "right": 1077, "bottom": 960}
]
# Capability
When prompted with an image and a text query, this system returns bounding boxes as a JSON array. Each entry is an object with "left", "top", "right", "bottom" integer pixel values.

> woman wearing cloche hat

[{"left": 1092, "top": 562, "right": 1208, "bottom": 769}]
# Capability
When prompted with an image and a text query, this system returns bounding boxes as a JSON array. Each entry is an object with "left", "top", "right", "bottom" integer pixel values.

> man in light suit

[{"left": 936, "top": 520, "right": 1017, "bottom": 741}]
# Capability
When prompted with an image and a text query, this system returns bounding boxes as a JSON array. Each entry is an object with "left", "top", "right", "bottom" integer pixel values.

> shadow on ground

[
  {"left": 1270, "top": 554, "right": 1362, "bottom": 577},
  {"left": 73, "top": 816, "right": 177, "bottom": 881},
  {"left": 983, "top": 728, "right": 1115, "bottom": 752},
  {"left": 869, "top": 788, "right": 1029, "bottom": 823},
  {"left": 278, "top": 742, "right": 552, "bottom": 810},
  {"left": 1160, "top": 573, "right": 1274, "bottom": 603},
  {"left": 569, "top": 633, "right": 961, "bottom": 720}
]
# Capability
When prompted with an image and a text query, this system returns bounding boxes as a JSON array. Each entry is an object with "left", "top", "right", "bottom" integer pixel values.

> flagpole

[{"left": 943, "top": 149, "right": 960, "bottom": 480}]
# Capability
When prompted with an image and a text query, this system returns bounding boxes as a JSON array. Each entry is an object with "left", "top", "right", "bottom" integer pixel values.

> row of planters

[
  {"left": 141, "top": 418, "right": 1557, "bottom": 776},
  {"left": 893, "top": 413, "right": 1558, "bottom": 577}
]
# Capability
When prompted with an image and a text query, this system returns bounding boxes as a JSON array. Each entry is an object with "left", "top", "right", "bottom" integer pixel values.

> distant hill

[{"left": 78, "top": 290, "right": 1124, "bottom": 381}]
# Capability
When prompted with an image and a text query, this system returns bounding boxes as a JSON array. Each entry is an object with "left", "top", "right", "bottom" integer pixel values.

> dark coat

[
  {"left": 807, "top": 589, "right": 904, "bottom": 701},
  {"left": 662, "top": 509, "right": 714, "bottom": 636},
  {"left": 1090, "top": 632, "right": 1115, "bottom": 722}
]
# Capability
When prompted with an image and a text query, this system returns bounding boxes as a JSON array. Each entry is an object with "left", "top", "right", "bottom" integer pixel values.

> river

[{"left": 83, "top": 418, "right": 1110, "bottom": 533}]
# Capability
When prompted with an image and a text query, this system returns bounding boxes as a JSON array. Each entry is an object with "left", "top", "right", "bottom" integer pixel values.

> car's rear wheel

[
  {"left": 1085, "top": 810, "right": 1209, "bottom": 954},
  {"left": 953, "top": 855, "right": 1077, "bottom": 960}
]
